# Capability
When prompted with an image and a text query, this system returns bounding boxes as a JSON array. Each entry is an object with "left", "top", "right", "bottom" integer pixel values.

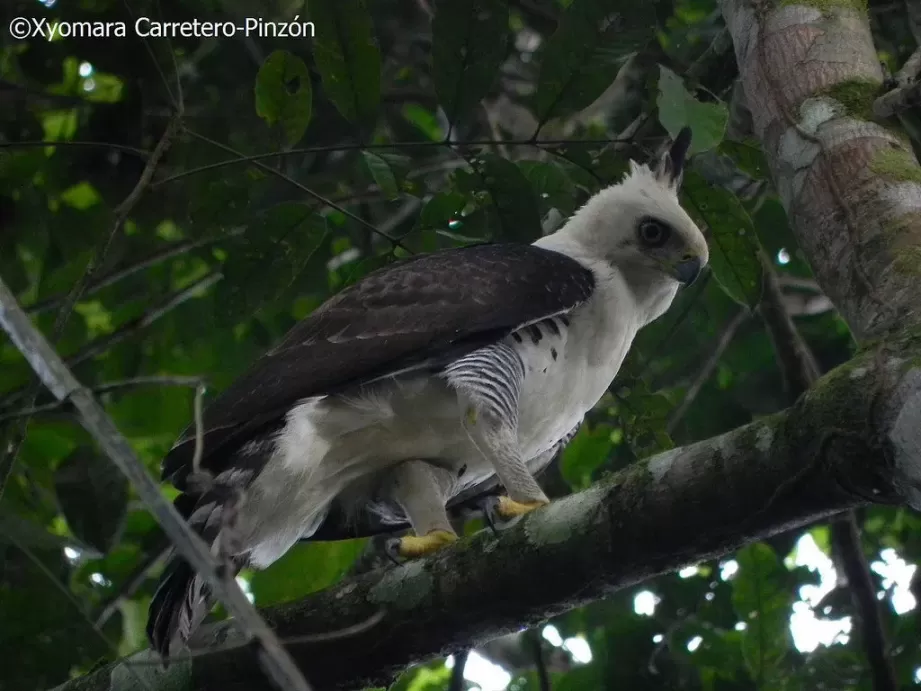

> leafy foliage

[
  {"left": 254, "top": 50, "right": 313, "bottom": 147},
  {"left": 534, "top": 0, "right": 657, "bottom": 124},
  {"left": 0, "top": 0, "right": 915, "bottom": 690},
  {"left": 308, "top": 0, "right": 382, "bottom": 126},
  {"left": 53, "top": 445, "right": 129, "bottom": 554},
  {"left": 657, "top": 65, "right": 728, "bottom": 154},
  {"left": 432, "top": 0, "right": 510, "bottom": 128},
  {"left": 683, "top": 172, "right": 764, "bottom": 309}
]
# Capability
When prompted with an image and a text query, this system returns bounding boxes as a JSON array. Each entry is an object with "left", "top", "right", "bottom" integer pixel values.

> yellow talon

[
  {"left": 494, "top": 496, "right": 549, "bottom": 519},
  {"left": 396, "top": 529, "right": 458, "bottom": 558}
]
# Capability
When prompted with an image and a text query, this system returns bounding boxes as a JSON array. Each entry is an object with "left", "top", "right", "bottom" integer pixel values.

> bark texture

[{"left": 720, "top": 0, "right": 921, "bottom": 341}]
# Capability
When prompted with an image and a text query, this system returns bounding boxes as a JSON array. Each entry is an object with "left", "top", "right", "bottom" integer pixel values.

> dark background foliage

[{"left": 0, "top": 0, "right": 919, "bottom": 689}]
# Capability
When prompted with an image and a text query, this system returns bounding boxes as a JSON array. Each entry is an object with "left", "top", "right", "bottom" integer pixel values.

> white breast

[{"left": 515, "top": 264, "right": 641, "bottom": 458}]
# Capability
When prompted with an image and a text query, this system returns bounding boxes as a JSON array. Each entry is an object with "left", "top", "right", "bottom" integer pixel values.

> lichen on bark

[{"left": 779, "top": 0, "right": 869, "bottom": 13}]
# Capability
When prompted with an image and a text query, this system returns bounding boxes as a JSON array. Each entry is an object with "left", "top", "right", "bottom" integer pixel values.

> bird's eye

[{"left": 638, "top": 219, "right": 671, "bottom": 248}]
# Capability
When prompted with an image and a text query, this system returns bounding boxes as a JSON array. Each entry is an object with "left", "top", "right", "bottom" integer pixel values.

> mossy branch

[{"left": 53, "top": 341, "right": 921, "bottom": 691}]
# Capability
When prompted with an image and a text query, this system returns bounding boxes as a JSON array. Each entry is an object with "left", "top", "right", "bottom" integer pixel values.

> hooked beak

[{"left": 673, "top": 256, "right": 704, "bottom": 286}]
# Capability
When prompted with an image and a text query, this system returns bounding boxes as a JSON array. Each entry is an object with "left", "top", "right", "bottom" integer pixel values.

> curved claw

[
  {"left": 383, "top": 538, "right": 405, "bottom": 565},
  {"left": 384, "top": 530, "right": 457, "bottom": 564},
  {"left": 483, "top": 496, "right": 549, "bottom": 530}
]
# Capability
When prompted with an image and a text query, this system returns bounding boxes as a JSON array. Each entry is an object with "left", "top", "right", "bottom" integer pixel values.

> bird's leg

[
  {"left": 383, "top": 460, "right": 458, "bottom": 561},
  {"left": 463, "top": 406, "right": 549, "bottom": 525}
]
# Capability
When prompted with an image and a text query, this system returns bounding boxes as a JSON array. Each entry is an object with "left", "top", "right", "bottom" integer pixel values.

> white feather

[{"left": 230, "top": 158, "right": 707, "bottom": 568}]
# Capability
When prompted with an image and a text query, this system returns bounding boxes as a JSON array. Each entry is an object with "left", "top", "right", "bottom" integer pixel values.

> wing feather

[{"left": 161, "top": 243, "right": 595, "bottom": 486}]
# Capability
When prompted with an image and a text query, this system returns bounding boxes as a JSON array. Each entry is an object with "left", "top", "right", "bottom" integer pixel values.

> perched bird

[{"left": 147, "top": 128, "right": 708, "bottom": 658}]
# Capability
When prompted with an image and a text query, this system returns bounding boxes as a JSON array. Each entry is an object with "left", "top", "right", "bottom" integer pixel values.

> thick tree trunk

[
  {"left": 54, "top": 2, "right": 921, "bottom": 690},
  {"left": 720, "top": 0, "right": 921, "bottom": 341}
]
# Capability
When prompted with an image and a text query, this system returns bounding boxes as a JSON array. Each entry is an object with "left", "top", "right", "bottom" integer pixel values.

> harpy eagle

[{"left": 147, "top": 128, "right": 709, "bottom": 657}]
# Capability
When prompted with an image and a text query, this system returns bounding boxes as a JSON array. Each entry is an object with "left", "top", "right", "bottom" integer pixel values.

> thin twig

[
  {"left": 152, "top": 137, "right": 631, "bottom": 188},
  {"left": 666, "top": 308, "right": 750, "bottom": 434},
  {"left": 66, "top": 272, "right": 221, "bottom": 369},
  {"left": 0, "top": 140, "right": 150, "bottom": 158},
  {"left": 119, "top": 0, "right": 179, "bottom": 111},
  {"left": 7, "top": 532, "right": 155, "bottom": 691},
  {"left": 0, "top": 274, "right": 314, "bottom": 691},
  {"left": 0, "top": 375, "right": 204, "bottom": 424},
  {"left": 192, "top": 382, "right": 206, "bottom": 475},
  {"left": 26, "top": 232, "right": 235, "bottom": 315},
  {"left": 0, "top": 115, "right": 182, "bottom": 500},
  {"left": 526, "top": 631, "right": 552, "bottom": 691},
  {"left": 0, "top": 273, "right": 220, "bottom": 411},
  {"left": 757, "top": 253, "right": 820, "bottom": 398},
  {"left": 95, "top": 542, "right": 172, "bottom": 628},
  {"left": 120, "top": 608, "right": 389, "bottom": 666},
  {"left": 183, "top": 128, "right": 410, "bottom": 252}
]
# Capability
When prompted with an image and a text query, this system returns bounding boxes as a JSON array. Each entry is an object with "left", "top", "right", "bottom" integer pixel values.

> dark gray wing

[{"left": 161, "top": 243, "right": 595, "bottom": 487}]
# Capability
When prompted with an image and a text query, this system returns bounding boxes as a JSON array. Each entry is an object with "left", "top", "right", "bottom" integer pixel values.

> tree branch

[
  {"left": 525, "top": 631, "right": 551, "bottom": 691},
  {"left": 47, "top": 333, "right": 921, "bottom": 691},
  {"left": 0, "top": 376, "right": 204, "bottom": 424},
  {"left": 759, "top": 257, "right": 897, "bottom": 691},
  {"left": 151, "top": 137, "right": 631, "bottom": 188},
  {"left": 667, "top": 307, "right": 750, "bottom": 434},
  {"left": 830, "top": 514, "right": 898, "bottom": 691},
  {"left": 873, "top": 80, "right": 921, "bottom": 119},
  {"left": 757, "top": 253, "right": 821, "bottom": 398},
  {"left": 0, "top": 275, "right": 313, "bottom": 691},
  {"left": 26, "top": 232, "right": 236, "bottom": 315},
  {"left": 0, "top": 273, "right": 221, "bottom": 411},
  {"left": 0, "top": 114, "right": 182, "bottom": 501},
  {"left": 448, "top": 650, "right": 469, "bottom": 691},
  {"left": 182, "top": 128, "right": 409, "bottom": 252}
]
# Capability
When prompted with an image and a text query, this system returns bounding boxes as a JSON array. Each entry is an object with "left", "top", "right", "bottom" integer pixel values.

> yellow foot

[
  {"left": 494, "top": 496, "right": 550, "bottom": 520},
  {"left": 391, "top": 530, "right": 458, "bottom": 559}
]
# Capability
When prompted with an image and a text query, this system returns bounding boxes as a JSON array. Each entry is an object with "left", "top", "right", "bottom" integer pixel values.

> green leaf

[
  {"left": 657, "top": 65, "right": 728, "bottom": 154},
  {"left": 309, "top": 0, "right": 381, "bottom": 125},
  {"left": 560, "top": 424, "right": 614, "bottom": 490},
  {"left": 216, "top": 203, "right": 330, "bottom": 324},
  {"left": 361, "top": 151, "right": 411, "bottom": 200},
  {"left": 249, "top": 540, "right": 365, "bottom": 606},
  {"left": 683, "top": 172, "right": 763, "bottom": 308},
  {"left": 466, "top": 153, "right": 542, "bottom": 242},
  {"left": 720, "top": 139, "right": 769, "bottom": 179},
  {"left": 534, "top": 0, "right": 655, "bottom": 125},
  {"left": 417, "top": 191, "right": 466, "bottom": 230},
  {"left": 731, "top": 543, "right": 794, "bottom": 686},
  {"left": 432, "top": 0, "right": 509, "bottom": 126},
  {"left": 254, "top": 50, "right": 312, "bottom": 147},
  {"left": 518, "top": 160, "right": 577, "bottom": 216},
  {"left": 53, "top": 445, "right": 128, "bottom": 554},
  {"left": 401, "top": 103, "right": 445, "bottom": 141}
]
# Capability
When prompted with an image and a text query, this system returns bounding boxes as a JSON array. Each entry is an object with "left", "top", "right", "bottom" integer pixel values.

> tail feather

[
  {"left": 147, "top": 557, "right": 212, "bottom": 660},
  {"left": 148, "top": 441, "right": 267, "bottom": 659}
]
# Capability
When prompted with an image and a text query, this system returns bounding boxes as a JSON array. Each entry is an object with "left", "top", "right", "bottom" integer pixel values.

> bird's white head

[{"left": 546, "top": 128, "right": 709, "bottom": 290}]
